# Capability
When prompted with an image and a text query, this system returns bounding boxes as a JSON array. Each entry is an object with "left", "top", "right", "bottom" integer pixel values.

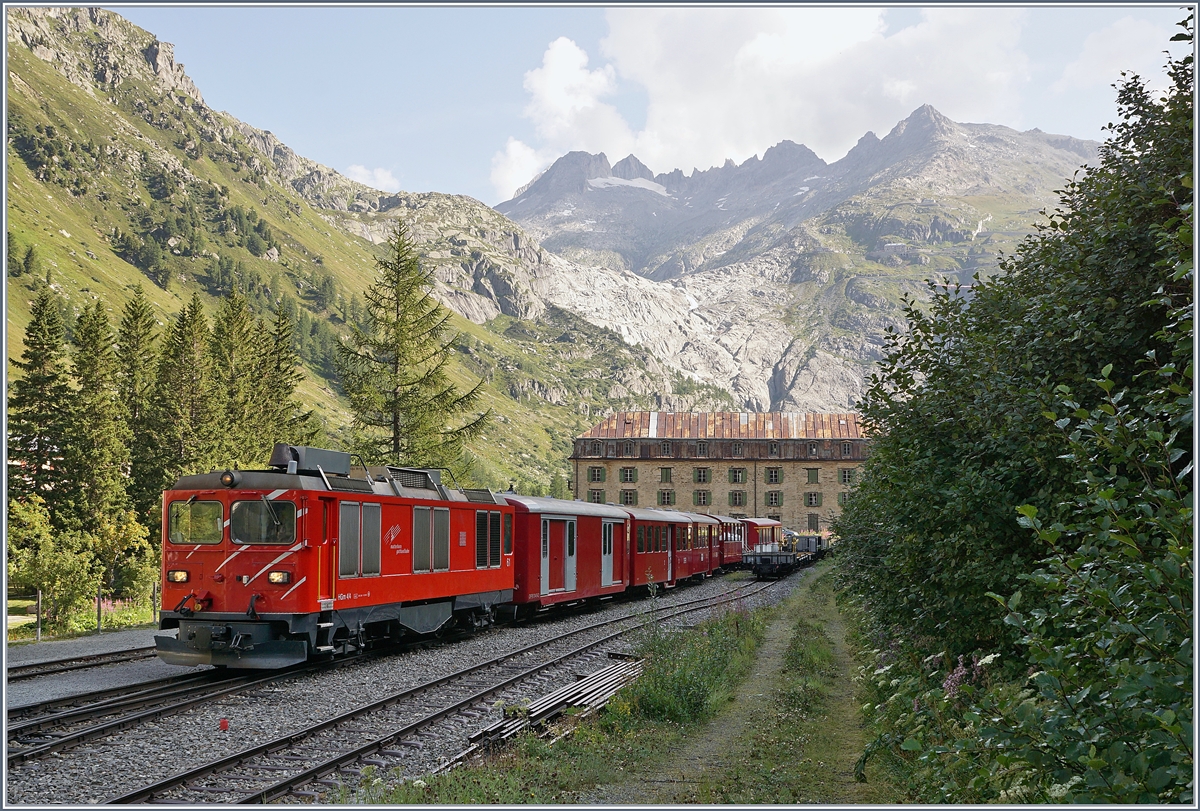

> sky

[{"left": 110, "top": 5, "right": 1191, "bottom": 206}]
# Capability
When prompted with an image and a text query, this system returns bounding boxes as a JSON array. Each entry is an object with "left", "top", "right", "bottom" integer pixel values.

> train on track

[{"left": 156, "top": 444, "right": 795, "bottom": 669}]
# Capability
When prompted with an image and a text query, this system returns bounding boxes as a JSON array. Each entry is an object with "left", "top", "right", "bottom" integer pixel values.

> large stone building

[{"left": 569, "top": 412, "right": 868, "bottom": 532}]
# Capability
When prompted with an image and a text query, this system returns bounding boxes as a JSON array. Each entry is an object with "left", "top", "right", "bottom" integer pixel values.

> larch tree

[
  {"left": 336, "top": 221, "right": 491, "bottom": 470},
  {"left": 8, "top": 288, "right": 72, "bottom": 514}
]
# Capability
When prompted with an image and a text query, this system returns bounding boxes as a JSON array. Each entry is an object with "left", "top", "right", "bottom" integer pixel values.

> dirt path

[
  {"left": 579, "top": 589, "right": 799, "bottom": 804},
  {"left": 578, "top": 570, "right": 889, "bottom": 804}
]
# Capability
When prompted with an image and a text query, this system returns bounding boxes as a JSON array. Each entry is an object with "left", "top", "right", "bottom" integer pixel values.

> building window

[
  {"left": 769, "top": 442, "right": 779, "bottom": 457},
  {"left": 840, "top": 468, "right": 855, "bottom": 484},
  {"left": 660, "top": 441, "right": 672, "bottom": 456},
  {"left": 730, "top": 467, "right": 746, "bottom": 484},
  {"left": 807, "top": 468, "right": 819, "bottom": 484},
  {"left": 730, "top": 490, "right": 747, "bottom": 507},
  {"left": 620, "top": 467, "right": 637, "bottom": 483},
  {"left": 732, "top": 442, "right": 743, "bottom": 457},
  {"left": 696, "top": 441, "right": 708, "bottom": 457},
  {"left": 808, "top": 513, "right": 820, "bottom": 532},
  {"left": 766, "top": 467, "right": 782, "bottom": 484},
  {"left": 809, "top": 442, "right": 818, "bottom": 457},
  {"left": 694, "top": 467, "right": 711, "bottom": 484},
  {"left": 805, "top": 492, "right": 822, "bottom": 507},
  {"left": 588, "top": 489, "right": 605, "bottom": 504},
  {"left": 620, "top": 489, "right": 638, "bottom": 506},
  {"left": 842, "top": 442, "right": 852, "bottom": 457},
  {"left": 660, "top": 467, "right": 672, "bottom": 483},
  {"left": 588, "top": 466, "right": 605, "bottom": 483},
  {"left": 658, "top": 490, "right": 675, "bottom": 506},
  {"left": 837, "top": 492, "right": 849, "bottom": 506},
  {"left": 694, "top": 490, "right": 711, "bottom": 507},
  {"left": 589, "top": 441, "right": 600, "bottom": 455},
  {"left": 766, "top": 490, "right": 782, "bottom": 507},
  {"left": 624, "top": 440, "right": 635, "bottom": 456}
]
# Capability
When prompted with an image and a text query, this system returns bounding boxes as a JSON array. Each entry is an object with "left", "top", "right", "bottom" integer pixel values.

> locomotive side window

[
  {"left": 168, "top": 500, "right": 223, "bottom": 544},
  {"left": 413, "top": 507, "right": 432, "bottom": 573},
  {"left": 361, "top": 503, "right": 381, "bottom": 576},
  {"left": 339, "top": 503, "right": 360, "bottom": 577},
  {"left": 433, "top": 508, "right": 450, "bottom": 571},
  {"left": 231, "top": 499, "right": 297, "bottom": 545},
  {"left": 475, "top": 510, "right": 504, "bottom": 569},
  {"left": 489, "top": 511, "right": 502, "bottom": 567}
]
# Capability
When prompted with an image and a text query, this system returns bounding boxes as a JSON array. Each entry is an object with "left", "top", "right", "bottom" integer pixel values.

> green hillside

[{"left": 5, "top": 9, "right": 724, "bottom": 491}]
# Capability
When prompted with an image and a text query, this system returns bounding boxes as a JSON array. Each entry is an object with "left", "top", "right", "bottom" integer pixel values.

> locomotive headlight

[
  {"left": 267, "top": 571, "right": 291, "bottom": 585},
  {"left": 167, "top": 570, "right": 189, "bottom": 583},
  {"left": 219, "top": 469, "right": 243, "bottom": 487}
]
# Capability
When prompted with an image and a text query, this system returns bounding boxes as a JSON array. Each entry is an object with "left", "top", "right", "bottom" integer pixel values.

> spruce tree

[
  {"left": 260, "top": 305, "right": 320, "bottom": 452},
  {"left": 336, "top": 221, "right": 491, "bottom": 468},
  {"left": 153, "top": 292, "right": 218, "bottom": 480},
  {"left": 8, "top": 288, "right": 71, "bottom": 511},
  {"left": 61, "top": 300, "right": 132, "bottom": 533},
  {"left": 209, "top": 290, "right": 265, "bottom": 466},
  {"left": 116, "top": 285, "right": 163, "bottom": 531}
]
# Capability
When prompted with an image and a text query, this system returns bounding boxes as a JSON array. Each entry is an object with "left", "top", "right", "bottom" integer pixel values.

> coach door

[
  {"left": 601, "top": 522, "right": 615, "bottom": 587},
  {"left": 565, "top": 521, "right": 577, "bottom": 592},
  {"left": 666, "top": 525, "right": 674, "bottom": 581}
]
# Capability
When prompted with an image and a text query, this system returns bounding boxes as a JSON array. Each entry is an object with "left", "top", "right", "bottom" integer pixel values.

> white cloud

[
  {"left": 345, "top": 164, "right": 401, "bottom": 193},
  {"left": 490, "top": 9, "right": 1037, "bottom": 202},
  {"left": 1051, "top": 18, "right": 1170, "bottom": 94}
]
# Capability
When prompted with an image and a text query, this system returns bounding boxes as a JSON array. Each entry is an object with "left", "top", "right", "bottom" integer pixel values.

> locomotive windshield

[
  {"left": 168, "top": 500, "right": 223, "bottom": 544},
  {"left": 231, "top": 499, "right": 297, "bottom": 545}
]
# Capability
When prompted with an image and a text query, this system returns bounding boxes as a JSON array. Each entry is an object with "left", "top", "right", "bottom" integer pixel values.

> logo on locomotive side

[{"left": 384, "top": 524, "right": 403, "bottom": 550}]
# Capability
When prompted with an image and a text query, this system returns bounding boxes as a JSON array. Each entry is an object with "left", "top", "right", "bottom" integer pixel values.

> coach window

[
  {"left": 168, "top": 500, "right": 223, "bottom": 544},
  {"left": 637, "top": 526, "right": 646, "bottom": 553},
  {"left": 232, "top": 499, "right": 297, "bottom": 545}
]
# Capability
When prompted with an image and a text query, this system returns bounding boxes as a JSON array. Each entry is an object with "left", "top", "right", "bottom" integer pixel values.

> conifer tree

[
  {"left": 336, "top": 221, "right": 490, "bottom": 469},
  {"left": 153, "top": 292, "right": 218, "bottom": 480},
  {"left": 8, "top": 288, "right": 71, "bottom": 511},
  {"left": 209, "top": 290, "right": 265, "bottom": 466},
  {"left": 260, "top": 305, "right": 320, "bottom": 452},
  {"left": 61, "top": 300, "right": 132, "bottom": 533},
  {"left": 116, "top": 285, "right": 163, "bottom": 530}
]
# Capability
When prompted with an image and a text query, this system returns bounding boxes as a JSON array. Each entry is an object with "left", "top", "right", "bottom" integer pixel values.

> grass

[{"left": 5, "top": 595, "right": 156, "bottom": 642}]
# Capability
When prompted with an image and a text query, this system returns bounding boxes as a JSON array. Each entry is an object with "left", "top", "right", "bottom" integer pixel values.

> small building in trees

[{"left": 569, "top": 411, "right": 869, "bottom": 533}]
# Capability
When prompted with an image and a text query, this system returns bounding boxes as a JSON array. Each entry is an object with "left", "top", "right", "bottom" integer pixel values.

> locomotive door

[
  {"left": 600, "top": 522, "right": 614, "bottom": 587},
  {"left": 319, "top": 497, "right": 336, "bottom": 600}
]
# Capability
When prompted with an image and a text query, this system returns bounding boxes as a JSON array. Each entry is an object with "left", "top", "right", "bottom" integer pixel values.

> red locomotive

[
  {"left": 156, "top": 445, "right": 793, "bottom": 668},
  {"left": 156, "top": 444, "right": 515, "bottom": 668}
]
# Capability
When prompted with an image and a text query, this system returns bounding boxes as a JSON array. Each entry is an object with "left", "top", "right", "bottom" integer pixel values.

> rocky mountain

[
  {"left": 495, "top": 107, "right": 1100, "bottom": 410},
  {"left": 4, "top": 6, "right": 733, "bottom": 492}
]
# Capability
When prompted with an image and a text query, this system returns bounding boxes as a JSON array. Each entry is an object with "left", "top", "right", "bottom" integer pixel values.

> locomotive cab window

[
  {"left": 231, "top": 499, "right": 296, "bottom": 545},
  {"left": 168, "top": 500, "right": 223, "bottom": 544}
]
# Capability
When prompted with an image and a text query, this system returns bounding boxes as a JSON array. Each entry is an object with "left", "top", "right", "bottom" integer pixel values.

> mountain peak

[
  {"left": 887, "top": 104, "right": 957, "bottom": 142},
  {"left": 612, "top": 154, "right": 654, "bottom": 181}
]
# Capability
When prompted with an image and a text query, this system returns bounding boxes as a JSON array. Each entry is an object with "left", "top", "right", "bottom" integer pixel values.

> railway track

[
  {"left": 106, "top": 577, "right": 781, "bottom": 804},
  {"left": 6, "top": 645, "right": 158, "bottom": 682}
]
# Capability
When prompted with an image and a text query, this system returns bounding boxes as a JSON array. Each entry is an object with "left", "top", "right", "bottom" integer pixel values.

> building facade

[{"left": 569, "top": 411, "right": 868, "bottom": 533}]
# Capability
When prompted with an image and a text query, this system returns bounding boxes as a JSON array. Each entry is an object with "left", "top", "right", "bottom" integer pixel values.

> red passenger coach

[
  {"left": 668, "top": 511, "right": 719, "bottom": 581},
  {"left": 743, "top": 516, "right": 783, "bottom": 549},
  {"left": 625, "top": 507, "right": 677, "bottom": 587},
  {"left": 711, "top": 514, "right": 747, "bottom": 570},
  {"left": 156, "top": 444, "right": 514, "bottom": 669},
  {"left": 501, "top": 495, "right": 629, "bottom": 609}
]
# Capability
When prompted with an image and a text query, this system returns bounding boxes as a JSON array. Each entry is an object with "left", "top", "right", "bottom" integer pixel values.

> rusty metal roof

[{"left": 576, "top": 412, "right": 864, "bottom": 440}]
